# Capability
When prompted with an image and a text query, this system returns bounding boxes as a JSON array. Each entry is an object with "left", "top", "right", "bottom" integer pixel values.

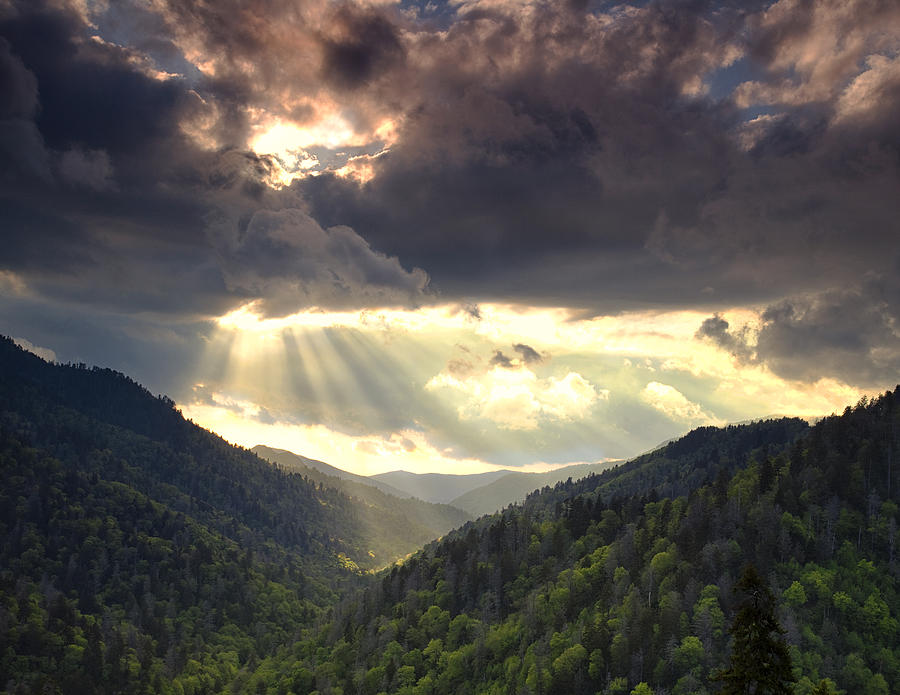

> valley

[{"left": 1, "top": 337, "right": 897, "bottom": 694}]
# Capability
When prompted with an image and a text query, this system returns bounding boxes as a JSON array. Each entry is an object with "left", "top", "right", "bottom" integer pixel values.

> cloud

[
  {"left": 0, "top": 36, "right": 37, "bottom": 119},
  {"left": 0, "top": 35, "right": 50, "bottom": 181},
  {"left": 513, "top": 342, "right": 543, "bottom": 364},
  {"left": 640, "top": 381, "right": 723, "bottom": 426},
  {"left": 754, "top": 284, "right": 900, "bottom": 387},
  {"left": 742, "top": 0, "right": 900, "bottom": 108},
  {"left": 0, "top": 0, "right": 898, "bottom": 419},
  {"left": 12, "top": 336, "right": 56, "bottom": 362},
  {"left": 695, "top": 314, "right": 754, "bottom": 363},
  {"left": 210, "top": 208, "right": 429, "bottom": 316},
  {"left": 58, "top": 147, "right": 115, "bottom": 190},
  {"left": 833, "top": 53, "right": 900, "bottom": 126},
  {"left": 319, "top": 5, "right": 405, "bottom": 90},
  {"left": 294, "top": 0, "right": 898, "bottom": 316},
  {"left": 488, "top": 350, "right": 514, "bottom": 369},
  {"left": 488, "top": 343, "right": 545, "bottom": 369},
  {"left": 696, "top": 272, "right": 900, "bottom": 387},
  {"left": 426, "top": 365, "right": 605, "bottom": 430}
]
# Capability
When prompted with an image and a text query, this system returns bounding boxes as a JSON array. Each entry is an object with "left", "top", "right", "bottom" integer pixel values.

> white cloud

[
  {"left": 426, "top": 366, "right": 606, "bottom": 430},
  {"left": 13, "top": 337, "right": 57, "bottom": 363},
  {"left": 640, "top": 381, "right": 723, "bottom": 426},
  {"left": 179, "top": 397, "right": 498, "bottom": 476},
  {"left": 833, "top": 53, "right": 900, "bottom": 124}
]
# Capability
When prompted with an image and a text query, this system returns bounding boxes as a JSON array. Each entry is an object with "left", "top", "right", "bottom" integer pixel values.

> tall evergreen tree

[{"left": 717, "top": 564, "right": 794, "bottom": 694}]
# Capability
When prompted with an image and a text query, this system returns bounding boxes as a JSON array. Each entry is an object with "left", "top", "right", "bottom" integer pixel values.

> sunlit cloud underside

[{"left": 177, "top": 301, "right": 868, "bottom": 475}]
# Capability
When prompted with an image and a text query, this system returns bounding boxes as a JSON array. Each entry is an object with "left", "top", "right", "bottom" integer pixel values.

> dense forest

[
  {"left": 0, "top": 337, "right": 462, "bottom": 694},
  {"left": 246, "top": 390, "right": 899, "bottom": 695},
  {"left": 1, "top": 335, "right": 898, "bottom": 694}
]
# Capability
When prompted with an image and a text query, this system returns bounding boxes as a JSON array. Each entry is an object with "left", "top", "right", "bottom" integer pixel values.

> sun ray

[{"left": 281, "top": 326, "right": 333, "bottom": 425}]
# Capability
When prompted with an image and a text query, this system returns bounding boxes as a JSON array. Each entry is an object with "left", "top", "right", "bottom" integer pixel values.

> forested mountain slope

[
  {"left": 249, "top": 389, "right": 900, "bottom": 695},
  {"left": 0, "top": 337, "right": 461, "bottom": 694}
]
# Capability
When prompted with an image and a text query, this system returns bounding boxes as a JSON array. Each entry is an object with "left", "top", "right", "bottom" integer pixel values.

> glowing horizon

[{"left": 175, "top": 300, "right": 872, "bottom": 476}]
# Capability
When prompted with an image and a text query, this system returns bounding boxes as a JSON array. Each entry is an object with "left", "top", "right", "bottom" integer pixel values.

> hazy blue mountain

[
  {"left": 370, "top": 469, "right": 515, "bottom": 503},
  {"left": 449, "top": 460, "right": 623, "bottom": 517}
]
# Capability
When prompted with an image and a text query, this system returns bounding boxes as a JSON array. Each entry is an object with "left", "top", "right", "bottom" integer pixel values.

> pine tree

[{"left": 717, "top": 564, "right": 794, "bottom": 694}]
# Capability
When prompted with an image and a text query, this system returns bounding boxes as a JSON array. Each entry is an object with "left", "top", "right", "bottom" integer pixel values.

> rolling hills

[
  {"left": 251, "top": 445, "right": 414, "bottom": 499},
  {"left": 369, "top": 469, "right": 515, "bottom": 504}
]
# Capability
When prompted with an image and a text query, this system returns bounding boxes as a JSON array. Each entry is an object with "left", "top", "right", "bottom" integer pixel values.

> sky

[{"left": 1, "top": 0, "right": 898, "bottom": 475}]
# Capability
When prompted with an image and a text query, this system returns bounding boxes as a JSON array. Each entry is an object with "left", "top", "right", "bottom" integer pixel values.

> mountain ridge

[
  {"left": 369, "top": 469, "right": 516, "bottom": 504},
  {"left": 448, "top": 460, "right": 623, "bottom": 517},
  {"left": 251, "top": 444, "right": 414, "bottom": 499}
]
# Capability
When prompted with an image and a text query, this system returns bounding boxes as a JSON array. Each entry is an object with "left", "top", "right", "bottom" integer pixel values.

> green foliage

[{"left": 783, "top": 580, "right": 808, "bottom": 607}]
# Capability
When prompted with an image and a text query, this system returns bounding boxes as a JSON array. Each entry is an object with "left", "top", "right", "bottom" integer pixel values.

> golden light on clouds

[
  {"left": 178, "top": 299, "right": 879, "bottom": 475},
  {"left": 245, "top": 109, "right": 398, "bottom": 185},
  {"left": 640, "top": 381, "right": 724, "bottom": 427},
  {"left": 180, "top": 393, "right": 499, "bottom": 476},
  {"left": 426, "top": 367, "right": 606, "bottom": 431}
]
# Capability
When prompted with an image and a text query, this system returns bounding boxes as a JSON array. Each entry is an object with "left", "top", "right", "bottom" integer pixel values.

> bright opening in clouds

[{"left": 165, "top": 301, "right": 870, "bottom": 474}]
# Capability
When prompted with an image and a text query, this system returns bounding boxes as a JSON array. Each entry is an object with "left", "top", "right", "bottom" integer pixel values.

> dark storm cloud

[
  {"left": 697, "top": 273, "right": 900, "bottom": 386},
  {"left": 320, "top": 6, "right": 405, "bottom": 90},
  {"left": 1, "top": 0, "right": 899, "bottom": 396},
  {"left": 0, "top": 0, "right": 216, "bottom": 312},
  {"left": 754, "top": 282, "right": 900, "bottom": 387},
  {"left": 0, "top": 36, "right": 37, "bottom": 118},
  {"left": 294, "top": 0, "right": 899, "bottom": 328},
  {"left": 0, "top": 35, "right": 49, "bottom": 181},
  {"left": 0, "top": 4, "right": 186, "bottom": 155},
  {"left": 212, "top": 208, "right": 429, "bottom": 315},
  {"left": 0, "top": 0, "right": 428, "bottom": 322},
  {"left": 695, "top": 314, "right": 754, "bottom": 363}
]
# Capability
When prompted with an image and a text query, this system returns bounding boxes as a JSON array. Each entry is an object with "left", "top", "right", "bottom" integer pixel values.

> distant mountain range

[
  {"left": 369, "top": 469, "right": 514, "bottom": 504},
  {"left": 251, "top": 445, "right": 471, "bottom": 539},
  {"left": 252, "top": 445, "right": 414, "bottom": 499},
  {"left": 254, "top": 447, "right": 625, "bottom": 518},
  {"left": 447, "top": 460, "right": 622, "bottom": 516}
]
